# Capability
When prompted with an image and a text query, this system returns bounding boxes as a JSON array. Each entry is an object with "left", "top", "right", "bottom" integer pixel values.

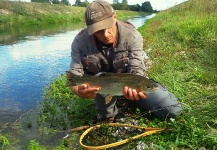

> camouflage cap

[{"left": 85, "top": 0, "right": 115, "bottom": 35}]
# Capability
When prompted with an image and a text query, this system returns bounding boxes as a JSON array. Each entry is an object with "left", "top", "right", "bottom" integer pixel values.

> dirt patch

[{"left": 0, "top": 9, "right": 12, "bottom": 15}]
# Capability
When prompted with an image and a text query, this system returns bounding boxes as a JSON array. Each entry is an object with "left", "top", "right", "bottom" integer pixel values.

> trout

[{"left": 66, "top": 71, "right": 157, "bottom": 104}]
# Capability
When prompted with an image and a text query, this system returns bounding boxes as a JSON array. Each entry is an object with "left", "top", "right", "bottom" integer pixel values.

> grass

[
  {"left": 0, "top": 1, "right": 84, "bottom": 27},
  {"left": 0, "top": 1, "right": 146, "bottom": 31},
  {"left": 1, "top": 0, "right": 217, "bottom": 149},
  {"left": 137, "top": 0, "right": 217, "bottom": 148}
]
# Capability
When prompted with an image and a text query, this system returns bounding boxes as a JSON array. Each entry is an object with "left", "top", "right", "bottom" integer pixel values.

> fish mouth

[{"left": 145, "top": 86, "right": 158, "bottom": 94}]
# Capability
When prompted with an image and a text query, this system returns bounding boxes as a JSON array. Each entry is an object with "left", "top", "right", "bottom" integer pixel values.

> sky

[{"left": 68, "top": 0, "right": 188, "bottom": 10}]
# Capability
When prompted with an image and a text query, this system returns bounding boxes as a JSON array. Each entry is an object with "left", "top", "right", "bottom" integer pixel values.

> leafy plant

[
  {"left": 28, "top": 140, "right": 46, "bottom": 150},
  {"left": 0, "top": 135, "right": 9, "bottom": 150}
]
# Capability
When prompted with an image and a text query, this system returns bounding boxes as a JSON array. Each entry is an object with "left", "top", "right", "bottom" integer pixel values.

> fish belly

[{"left": 97, "top": 84, "right": 123, "bottom": 96}]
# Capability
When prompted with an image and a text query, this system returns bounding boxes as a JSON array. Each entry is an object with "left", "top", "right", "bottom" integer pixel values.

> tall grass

[
  {"left": 0, "top": 1, "right": 85, "bottom": 28},
  {"left": 139, "top": 0, "right": 217, "bottom": 100},
  {"left": 0, "top": 1, "right": 146, "bottom": 30},
  {"left": 137, "top": 0, "right": 217, "bottom": 148}
]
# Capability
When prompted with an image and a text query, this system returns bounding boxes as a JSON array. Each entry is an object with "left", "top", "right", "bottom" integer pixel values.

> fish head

[{"left": 137, "top": 80, "right": 158, "bottom": 93}]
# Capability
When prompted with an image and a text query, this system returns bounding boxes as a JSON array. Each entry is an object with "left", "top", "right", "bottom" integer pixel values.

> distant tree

[
  {"left": 129, "top": 4, "right": 141, "bottom": 11},
  {"left": 113, "top": 0, "right": 119, "bottom": 4},
  {"left": 135, "top": 4, "right": 141, "bottom": 11},
  {"left": 112, "top": 1, "right": 122, "bottom": 10},
  {"left": 31, "top": 0, "right": 50, "bottom": 3},
  {"left": 81, "top": 0, "right": 89, "bottom": 7},
  {"left": 75, "top": 0, "right": 81, "bottom": 5},
  {"left": 52, "top": 0, "right": 60, "bottom": 4},
  {"left": 122, "top": 0, "right": 128, "bottom": 10},
  {"left": 61, "top": 0, "right": 70, "bottom": 5},
  {"left": 74, "top": 0, "right": 88, "bottom": 7},
  {"left": 122, "top": 0, "right": 128, "bottom": 4},
  {"left": 141, "top": 1, "right": 154, "bottom": 12}
]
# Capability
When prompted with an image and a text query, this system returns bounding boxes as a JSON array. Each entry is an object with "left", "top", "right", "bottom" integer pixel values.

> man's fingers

[
  {"left": 123, "top": 86, "right": 129, "bottom": 99},
  {"left": 132, "top": 89, "right": 140, "bottom": 100},
  {"left": 78, "top": 84, "right": 87, "bottom": 90},
  {"left": 139, "top": 92, "right": 147, "bottom": 99},
  {"left": 128, "top": 88, "right": 134, "bottom": 100}
]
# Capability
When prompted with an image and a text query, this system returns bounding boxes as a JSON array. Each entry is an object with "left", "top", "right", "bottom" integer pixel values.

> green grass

[
  {"left": 38, "top": 75, "right": 96, "bottom": 130},
  {"left": 0, "top": 1, "right": 146, "bottom": 30},
  {"left": 0, "top": 134, "right": 9, "bottom": 150},
  {"left": 0, "top": 1, "right": 84, "bottom": 28},
  {"left": 137, "top": 0, "right": 217, "bottom": 148},
  {"left": 1, "top": 0, "right": 217, "bottom": 149}
]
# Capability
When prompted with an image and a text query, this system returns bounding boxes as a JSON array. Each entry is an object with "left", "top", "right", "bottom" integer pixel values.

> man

[{"left": 69, "top": 0, "right": 182, "bottom": 122}]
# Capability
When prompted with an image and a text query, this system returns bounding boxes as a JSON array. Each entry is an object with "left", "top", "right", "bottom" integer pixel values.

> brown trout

[{"left": 66, "top": 71, "right": 157, "bottom": 104}]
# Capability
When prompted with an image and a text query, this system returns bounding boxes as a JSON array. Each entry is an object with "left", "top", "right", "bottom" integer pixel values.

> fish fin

[
  {"left": 94, "top": 72, "right": 114, "bottom": 77},
  {"left": 94, "top": 72, "right": 106, "bottom": 77},
  {"left": 105, "top": 95, "right": 113, "bottom": 104}
]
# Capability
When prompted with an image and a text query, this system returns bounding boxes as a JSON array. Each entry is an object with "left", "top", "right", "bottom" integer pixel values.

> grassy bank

[
  {"left": 136, "top": 0, "right": 217, "bottom": 148},
  {"left": 0, "top": 1, "right": 146, "bottom": 30},
  {"left": 1, "top": 0, "right": 217, "bottom": 149}
]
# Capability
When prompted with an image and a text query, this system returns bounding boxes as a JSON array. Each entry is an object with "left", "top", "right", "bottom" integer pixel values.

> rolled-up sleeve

[{"left": 70, "top": 35, "right": 84, "bottom": 76}]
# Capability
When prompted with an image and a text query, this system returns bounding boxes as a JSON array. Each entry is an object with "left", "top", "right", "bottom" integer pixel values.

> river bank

[{"left": 0, "top": 1, "right": 147, "bottom": 31}]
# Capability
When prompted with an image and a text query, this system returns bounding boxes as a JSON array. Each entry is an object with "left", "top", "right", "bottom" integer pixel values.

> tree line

[
  {"left": 31, "top": 0, "right": 158, "bottom": 12},
  {"left": 111, "top": 0, "right": 157, "bottom": 12}
]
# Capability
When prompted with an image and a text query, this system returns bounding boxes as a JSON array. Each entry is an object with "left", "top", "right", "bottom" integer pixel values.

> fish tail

[
  {"left": 105, "top": 95, "right": 113, "bottom": 104},
  {"left": 66, "top": 71, "right": 76, "bottom": 86}
]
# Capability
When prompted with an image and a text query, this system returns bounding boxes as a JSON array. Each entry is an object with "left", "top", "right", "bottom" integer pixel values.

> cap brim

[{"left": 87, "top": 16, "right": 114, "bottom": 35}]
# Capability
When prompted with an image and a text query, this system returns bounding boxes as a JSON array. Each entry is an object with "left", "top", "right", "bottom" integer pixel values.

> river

[{"left": 0, "top": 14, "right": 156, "bottom": 126}]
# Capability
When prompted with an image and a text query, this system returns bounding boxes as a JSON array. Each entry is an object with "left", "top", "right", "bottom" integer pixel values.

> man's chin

[{"left": 103, "top": 39, "right": 113, "bottom": 44}]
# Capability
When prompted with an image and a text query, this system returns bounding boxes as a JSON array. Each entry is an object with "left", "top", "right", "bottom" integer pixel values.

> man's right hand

[{"left": 70, "top": 84, "right": 100, "bottom": 99}]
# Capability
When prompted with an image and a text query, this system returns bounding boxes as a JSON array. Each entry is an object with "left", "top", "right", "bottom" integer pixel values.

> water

[
  {"left": 127, "top": 13, "right": 156, "bottom": 29},
  {"left": 0, "top": 14, "right": 155, "bottom": 125}
]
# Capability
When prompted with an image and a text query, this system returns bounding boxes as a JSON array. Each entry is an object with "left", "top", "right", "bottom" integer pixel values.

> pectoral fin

[{"left": 105, "top": 95, "right": 113, "bottom": 104}]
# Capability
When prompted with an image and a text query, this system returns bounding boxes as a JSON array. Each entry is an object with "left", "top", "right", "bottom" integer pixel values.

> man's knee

[{"left": 138, "top": 81, "right": 182, "bottom": 118}]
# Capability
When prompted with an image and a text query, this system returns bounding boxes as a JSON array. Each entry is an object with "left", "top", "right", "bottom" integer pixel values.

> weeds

[
  {"left": 0, "top": 1, "right": 146, "bottom": 30},
  {"left": 0, "top": 135, "right": 9, "bottom": 150},
  {"left": 136, "top": 0, "right": 217, "bottom": 148},
  {"left": 38, "top": 75, "right": 96, "bottom": 130},
  {"left": 28, "top": 140, "right": 46, "bottom": 150}
]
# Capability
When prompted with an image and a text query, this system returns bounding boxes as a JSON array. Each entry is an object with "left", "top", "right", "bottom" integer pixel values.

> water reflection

[
  {"left": 0, "top": 22, "right": 85, "bottom": 45},
  {"left": 0, "top": 14, "right": 155, "bottom": 124},
  {"left": 1, "top": 30, "right": 80, "bottom": 109}
]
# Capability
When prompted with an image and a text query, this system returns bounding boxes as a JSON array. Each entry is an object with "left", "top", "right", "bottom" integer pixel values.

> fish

[{"left": 66, "top": 71, "right": 157, "bottom": 104}]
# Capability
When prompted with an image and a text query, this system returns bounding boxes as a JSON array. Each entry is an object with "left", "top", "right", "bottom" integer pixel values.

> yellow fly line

[{"left": 74, "top": 123, "right": 169, "bottom": 150}]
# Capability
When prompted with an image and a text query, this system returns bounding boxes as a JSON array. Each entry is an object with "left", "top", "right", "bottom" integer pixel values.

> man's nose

[{"left": 102, "top": 29, "right": 109, "bottom": 37}]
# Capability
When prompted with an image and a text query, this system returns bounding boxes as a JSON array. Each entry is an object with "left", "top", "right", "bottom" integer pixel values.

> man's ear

[{"left": 113, "top": 12, "right": 117, "bottom": 19}]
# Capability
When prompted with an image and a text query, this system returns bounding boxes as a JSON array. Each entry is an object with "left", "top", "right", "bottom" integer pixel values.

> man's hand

[
  {"left": 70, "top": 84, "right": 100, "bottom": 99},
  {"left": 123, "top": 86, "right": 147, "bottom": 100}
]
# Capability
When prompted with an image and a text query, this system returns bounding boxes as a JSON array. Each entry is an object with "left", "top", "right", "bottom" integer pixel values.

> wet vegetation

[{"left": 0, "top": 0, "right": 217, "bottom": 149}]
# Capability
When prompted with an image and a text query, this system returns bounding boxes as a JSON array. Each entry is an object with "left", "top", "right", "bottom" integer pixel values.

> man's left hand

[{"left": 123, "top": 86, "right": 147, "bottom": 100}]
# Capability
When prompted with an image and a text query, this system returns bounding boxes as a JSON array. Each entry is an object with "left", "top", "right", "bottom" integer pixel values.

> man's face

[{"left": 93, "top": 14, "right": 117, "bottom": 45}]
